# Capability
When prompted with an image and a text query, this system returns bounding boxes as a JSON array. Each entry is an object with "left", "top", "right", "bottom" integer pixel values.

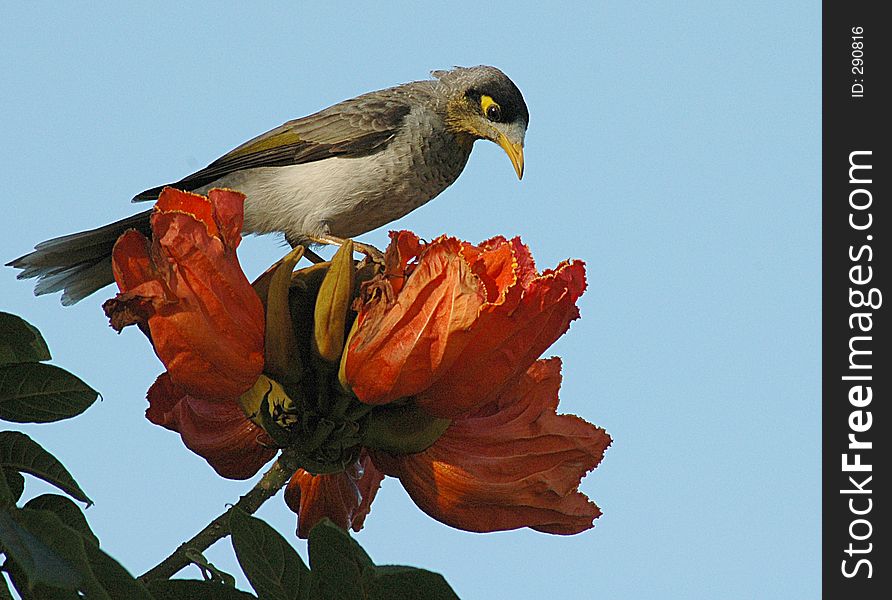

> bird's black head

[{"left": 436, "top": 66, "right": 528, "bottom": 178}]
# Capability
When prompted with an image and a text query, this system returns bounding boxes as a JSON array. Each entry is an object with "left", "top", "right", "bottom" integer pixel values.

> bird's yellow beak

[{"left": 497, "top": 134, "right": 525, "bottom": 180}]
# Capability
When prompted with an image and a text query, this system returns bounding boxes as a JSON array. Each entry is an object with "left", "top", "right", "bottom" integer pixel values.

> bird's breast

[{"left": 214, "top": 113, "right": 472, "bottom": 241}]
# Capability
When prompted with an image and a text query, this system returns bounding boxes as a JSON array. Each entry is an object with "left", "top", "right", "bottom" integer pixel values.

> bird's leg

[
  {"left": 308, "top": 234, "right": 385, "bottom": 265},
  {"left": 286, "top": 234, "right": 326, "bottom": 264},
  {"left": 302, "top": 248, "right": 327, "bottom": 264}
]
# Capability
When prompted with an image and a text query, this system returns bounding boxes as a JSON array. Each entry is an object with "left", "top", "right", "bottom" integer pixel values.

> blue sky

[{"left": 1, "top": 2, "right": 820, "bottom": 598}]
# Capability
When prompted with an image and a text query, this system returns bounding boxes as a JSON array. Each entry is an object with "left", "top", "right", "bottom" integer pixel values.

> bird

[{"left": 8, "top": 65, "right": 529, "bottom": 305}]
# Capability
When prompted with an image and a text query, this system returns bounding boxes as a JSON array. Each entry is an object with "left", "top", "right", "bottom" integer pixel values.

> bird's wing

[{"left": 132, "top": 91, "right": 413, "bottom": 201}]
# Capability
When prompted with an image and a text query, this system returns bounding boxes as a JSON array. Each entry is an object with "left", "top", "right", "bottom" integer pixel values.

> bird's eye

[{"left": 480, "top": 95, "right": 502, "bottom": 121}]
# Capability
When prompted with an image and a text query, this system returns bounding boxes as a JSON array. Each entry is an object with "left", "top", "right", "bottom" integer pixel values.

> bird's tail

[{"left": 7, "top": 210, "right": 153, "bottom": 305}]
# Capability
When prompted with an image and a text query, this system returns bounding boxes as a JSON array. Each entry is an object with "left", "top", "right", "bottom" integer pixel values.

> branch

[{"left": 139, "top": 453, "right": 297, "bottom": 583}]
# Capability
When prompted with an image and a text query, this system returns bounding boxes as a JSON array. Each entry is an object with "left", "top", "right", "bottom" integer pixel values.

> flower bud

[
  {"left": 237, "top": 373, "right": 296, "bottom": 447},
  {"left": 362, "top": 403, "right": 451, "bottom": 454},
  {"left": 259, "top": 246, "right": 305, "bottom": 384},
  {"left": 313, "top": 240, "right": 355, "bottom": 363}
]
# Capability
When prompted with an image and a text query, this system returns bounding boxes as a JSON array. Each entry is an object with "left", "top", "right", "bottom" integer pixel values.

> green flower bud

[{"left": 313, "top": 240, "right": 355, "bottom": 363}]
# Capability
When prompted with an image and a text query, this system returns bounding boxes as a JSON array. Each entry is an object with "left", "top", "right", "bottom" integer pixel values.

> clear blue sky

[{"left": 1, "top": 2, "right": 820, "bottom": 598}]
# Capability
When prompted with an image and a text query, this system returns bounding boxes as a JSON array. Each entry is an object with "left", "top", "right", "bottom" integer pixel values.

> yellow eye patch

[{"left": 480, "top": 95, "right": 502, "bottom": 121}]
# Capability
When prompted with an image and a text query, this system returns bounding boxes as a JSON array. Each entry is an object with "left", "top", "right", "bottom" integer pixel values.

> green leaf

[
  {"left": 0, "top": 573, "right": 14, "bottom": 600},
  {"left": 0, "top": 431, "right": 91, "bottom": 505},
  {"left": 147, "top": 580, "right": 259, "bottom": 600},
  {"left": 307, "top": 519, "right": 373, "bottom": 600},
  {"left": 0, "top": 363, "right": 98, "bottom": 424},
  {"left": 0, "top": 508, "right": 88, "bottom": 592},
  {"left": 24, "top": 495, "right": 98, "bottom": 547},
  {"left": 3, "top": 512, "right": 150, "bottom": 600},
  {"left": 2, "top": 556, "right": 82, "bottom": 599},
  {"left": 81, "top": 541, "right": 154, "bottom": 600},
  {"left": 3, "top": 467, "right": 25, "bottom": 504},
  {"left": 0, "top": 468, "right": 12, "bottom": 507},
  {"left": 363, "top": 566, "right": 460, "bottom": 600},
  {"left": 229, "top": 507, "right": 311, "bottom": 600},
  {"left": 0, "top": 313, "right": 51, "bottom": 365}
]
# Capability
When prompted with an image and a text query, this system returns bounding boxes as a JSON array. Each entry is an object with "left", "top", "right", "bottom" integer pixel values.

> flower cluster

[{"left": 104, "top": 187, "right": 611, "bottom": 538}]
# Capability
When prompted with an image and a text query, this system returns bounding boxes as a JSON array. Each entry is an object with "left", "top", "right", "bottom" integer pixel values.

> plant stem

[{"left": 138, "top": 453, "right": 296, "bottom": 583}]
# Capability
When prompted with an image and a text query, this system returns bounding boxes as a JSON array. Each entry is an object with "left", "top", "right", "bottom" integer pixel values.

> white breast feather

[{"left": 200, "top": 154, "right": 386, "bottom": 239}]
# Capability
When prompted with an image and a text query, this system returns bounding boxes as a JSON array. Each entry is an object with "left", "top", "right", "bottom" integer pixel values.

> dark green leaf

[
  {"left": 0, "top": 468, "right": 12, "bottom": 507},
  {"left": 4, "top": 515, "right": 151, "bottom": 600},
  {"left": 147, "top": 580, "right": 258, "bottom": 600},
  {"left": 363, "top": 566, "right": 460, "bottom": 600},
  {"left": 2, "top": 554, "right": 82, "bottom": 599},
  {"left": 81, "top": 541, "right": 154, "bottom": 600},
  {"left": 3, "top": 468, "right": 25, "bottom": 504},
  {"left": 0, "top": 573, "right": 14, "bottom": 600},
  {"left": 0, "top": 313, "right": 51, "bottom": 365},
  {"left": 0, "top": 508, "right": 87, "bottom": 591},
  {"left": 24, "top": 495, "right": 98, "bottom": 547},
  {"left": 0, "top": 363, "right": 98, "bottom": 424},
  {"left": 0, "top": 432, "right": 91, "bottom": 505},
  {"left": 229, "top": 507, "right": 311, "bottom": 600},
  {"left": 307, "top": 519, "right": 373, "bottom": 600}
]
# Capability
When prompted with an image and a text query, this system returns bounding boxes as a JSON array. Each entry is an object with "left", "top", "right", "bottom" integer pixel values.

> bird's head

[{"left": 435, "top": 66, "right": 529, "bottom": 179}]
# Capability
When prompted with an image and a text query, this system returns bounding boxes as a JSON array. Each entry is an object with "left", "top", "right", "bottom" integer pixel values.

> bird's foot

[
  {"left": 286, "top": 234, "right": 328, "bottom": 264},
  {"left": 309, "top": 235, "right": 385, "bottom": 266},
  {"left": 302, "top": 248, "right": 327, "bottom": 264}
]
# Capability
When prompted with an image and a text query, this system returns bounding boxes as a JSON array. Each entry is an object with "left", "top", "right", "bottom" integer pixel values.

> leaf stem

[{"left": 138, "top": 453, "right": 297, "bottom": 583}]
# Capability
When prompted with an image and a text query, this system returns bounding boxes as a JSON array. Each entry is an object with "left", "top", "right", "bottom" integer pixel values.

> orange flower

[
  {"left": 342, "top": 234, "right": 484, "bottom": 407},
  {"left": 344, "top": 231, "right": 586, "bottom": 418},
  {"left": 371, "top": 359, "right": 610, "bottom": 534},
  {"left": 104, "top": 187, "right": 271, "bottom": 479},
  {"left": 104, "top": 209, "right": 610, "bottom": 537},
  {"left": 341, "top": 231, "right": 609, "bottom": 534},
  {"left": 284, "top": 451, "right": 384, "bottom": 538},
  {"left": 104, "top": 187, "right": 264, "bottom": 400},
  {"left": 146, "top": 374, "right": 275, "bottom": 480}
]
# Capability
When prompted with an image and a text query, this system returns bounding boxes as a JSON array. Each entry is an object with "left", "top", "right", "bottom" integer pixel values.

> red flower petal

[
  {"left": 155, "top": 187, "right": 218, "bottom": 238},
  {"left": 345, "top": 235, "right": 485, "bottom": 404},
  {"left": 372, "top": 358, "right": 610, "bottom": 535},
  {"left": 418, "top": 259, "right": 586, "bottom": 418},
  {"left": 146, "top": 374, "right": 276, "bottom": 480},
  {"left": 108, "top": 230, "right": 158, "bottom": 293},
  {"left": 106, "top": 187, "right": 264, "bottom": 399},
  {"left": 283, "top": 452, "right": 384, "bottom": 538},
  {"left": 207, "top": 188, "right": 245, "bottom": 249},
  {"left": 460, "top": 236, "right": 518, "bottom": 303},
  {"left": 382, "top": 230, "right": 426, "bottom": 295},
  {"left": 345, "top": 232, "right": 586, "bottom": 418}
]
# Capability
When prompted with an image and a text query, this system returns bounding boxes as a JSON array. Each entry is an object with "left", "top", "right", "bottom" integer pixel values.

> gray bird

[{"left": 8, "top": 65, "right": 529, "bottom": 305}]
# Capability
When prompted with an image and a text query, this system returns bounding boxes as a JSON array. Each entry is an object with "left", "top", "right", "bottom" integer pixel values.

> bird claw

[
  {"left": 309, "top": 235, "right": 385, "bottom": 266},
  {"left": 302, "top": 248, "right": 327, "bottom": 264}
]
